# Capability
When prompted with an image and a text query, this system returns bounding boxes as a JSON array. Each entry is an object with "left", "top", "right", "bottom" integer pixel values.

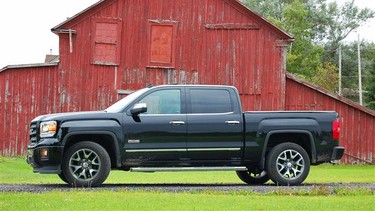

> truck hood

[{"left": 31, "top": 111, "right": 108, "bottom": 122}]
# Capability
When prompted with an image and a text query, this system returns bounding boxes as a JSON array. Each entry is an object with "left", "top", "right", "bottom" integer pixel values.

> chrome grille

[{"left": 29, "top": 122, "right": 38, "bottom": 145}]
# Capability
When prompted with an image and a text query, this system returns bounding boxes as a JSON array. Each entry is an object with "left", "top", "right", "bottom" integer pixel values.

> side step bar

[{"left": 130, "top": 166, "right": 248, "bottom": 172}]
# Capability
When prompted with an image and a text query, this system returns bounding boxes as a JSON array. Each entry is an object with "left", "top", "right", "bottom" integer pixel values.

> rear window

[{"left": 190, "top": 89, "right": 232, "bottom": 113}]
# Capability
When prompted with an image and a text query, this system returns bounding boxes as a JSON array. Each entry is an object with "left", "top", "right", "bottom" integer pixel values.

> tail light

[{"left": 332, "top": 119, "right": 340, "bottom": 140}]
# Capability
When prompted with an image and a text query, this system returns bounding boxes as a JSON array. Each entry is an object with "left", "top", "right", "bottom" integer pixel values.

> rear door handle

[
  {"left": 225, "top": 120, "right": 240, "bottom": 125},
  {"left": 170, "top": 121, "right": 185, "bottom": 126}
]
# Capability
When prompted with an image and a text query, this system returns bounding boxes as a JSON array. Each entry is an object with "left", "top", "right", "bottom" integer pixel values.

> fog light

[{"left": 40, "top": 148, "right": 48, "bottom": 159}]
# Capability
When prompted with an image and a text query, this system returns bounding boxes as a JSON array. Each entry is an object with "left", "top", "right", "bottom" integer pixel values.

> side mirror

[{"left": 130, "top": 103, "right": 147, "bottom": 115}]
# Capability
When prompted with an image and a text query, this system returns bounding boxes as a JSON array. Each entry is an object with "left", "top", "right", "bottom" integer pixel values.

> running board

[{"left": 130, "top": 166, "right": 247, "bottom": 172}]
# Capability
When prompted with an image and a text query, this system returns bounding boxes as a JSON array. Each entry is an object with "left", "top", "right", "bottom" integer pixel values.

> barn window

[
  {"left": 148, "top": 22, "right": 176, "bottom": 68},
  {"left": 91, "top": 18, "right": 122, "bottom": 66}
]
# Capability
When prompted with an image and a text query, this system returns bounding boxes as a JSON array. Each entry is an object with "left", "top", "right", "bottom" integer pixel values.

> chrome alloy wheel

[
  {"left": 69, "top": 148, "right": 101, "bottom": 181},
  {"left": 276, "top": 149, "right": 304, "bottom": 179}
]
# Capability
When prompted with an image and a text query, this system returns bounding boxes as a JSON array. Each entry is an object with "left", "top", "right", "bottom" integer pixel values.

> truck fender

[
  {"left": 259, "top": 130, "right": 317, "bottom": 170},
  {"left": 61, "top": 131, "right": 121, "bottom": 168}
]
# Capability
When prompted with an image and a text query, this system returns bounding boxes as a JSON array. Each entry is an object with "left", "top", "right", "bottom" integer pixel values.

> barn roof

[
  {"left": 51, "top": 0, "right": 293, "bottom": 41},
  {"left": 52, "top": 0, "right": 104, "bottom": 33},
  {"left": 0, "top": 63, "right": 58, "bottom": 73},
  {"left": 287, "top": 73, "right": 375, "bottom": 117}
]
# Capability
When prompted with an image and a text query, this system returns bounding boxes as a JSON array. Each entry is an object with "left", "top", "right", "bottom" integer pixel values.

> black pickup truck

[{"left": 26, "top": 85, "right": 344, "bottom": 186}]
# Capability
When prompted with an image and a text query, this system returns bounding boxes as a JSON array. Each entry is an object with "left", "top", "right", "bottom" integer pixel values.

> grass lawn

[
  {"left": 0, "top": 191, "right": 374, "bottom": 210},
  {"left": 0, "top": 156, "right": 374, "bottom": 210},
  {"left": 1, "top": 156, "right": 374, "bottom": 184}
]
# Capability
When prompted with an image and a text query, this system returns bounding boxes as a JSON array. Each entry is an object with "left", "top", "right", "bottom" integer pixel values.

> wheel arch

[
  {"left": 62, "top": 131, "right": 121, "bottom": 168},
  {"left": 259, "top": 130, "right": 316, "bottom": 169}
]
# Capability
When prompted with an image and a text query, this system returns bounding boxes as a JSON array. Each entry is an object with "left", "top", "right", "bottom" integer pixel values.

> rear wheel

[
  {"left": 236, "top": 170, "right": 269, "bottom": 185},
  {"left": 62, "top": 141, "right": 111, "bottom": 187},
  {"left": 266, "top": 142, "right": 310, "bottom": 186}
]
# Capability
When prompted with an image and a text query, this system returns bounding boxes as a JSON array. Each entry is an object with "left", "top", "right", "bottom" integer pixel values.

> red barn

[
  {"left": 0, "top": 0, "right": 373, "bottom": 163},
  {"left": 52, "top": 0, "right": 292, "bottom": 112}
]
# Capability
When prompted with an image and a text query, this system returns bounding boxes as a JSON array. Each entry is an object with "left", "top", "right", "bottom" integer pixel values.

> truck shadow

[{"left": 3, "top": 183, "right": 373, "bottom": 193}]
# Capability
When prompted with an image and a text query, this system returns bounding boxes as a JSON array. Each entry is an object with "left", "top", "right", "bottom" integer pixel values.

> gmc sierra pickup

[{"left": 26, "top": 85, "right": 344, "bottom": 187}]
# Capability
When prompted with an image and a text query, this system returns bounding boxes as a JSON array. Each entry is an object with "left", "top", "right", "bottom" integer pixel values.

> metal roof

[{"left": 0, "top": 62, "right": 58, "bottom": 73}]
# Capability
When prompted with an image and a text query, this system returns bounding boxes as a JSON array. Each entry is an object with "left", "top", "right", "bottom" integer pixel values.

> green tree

[
  {"left": 241, "top": 0, "right": 290, "bottom": 20},
  {"left": 365, "top": 61, "right": 375, "bottom": 110},
  {"left": 364, "top": 44, "right": 375, "bottom": 110},
  {"left": 281, "top": 0, "right": 324, "bottom": 78},
  {"left": 311, "top": 62, "right": 339, "bottom": 91},
  {"left": 313, "top": 1, "right": 375, "bottom": 62},
  {"left": 240, "top": 0, "right": 374, "bottom": 93},
  {"left": 241, "top": 0, "right": 374, "bottom": 48},
  {"left": 331, "top": 41, "right": 375, "bottom": 104}
]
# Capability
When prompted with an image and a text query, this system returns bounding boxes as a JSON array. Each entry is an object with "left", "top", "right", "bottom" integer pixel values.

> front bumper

[
  {"left": 331, "top": 146, "right": 345, "bottom": 161},
  {"left": 26, "top": 138, "right": 64, "bottom": 174}
]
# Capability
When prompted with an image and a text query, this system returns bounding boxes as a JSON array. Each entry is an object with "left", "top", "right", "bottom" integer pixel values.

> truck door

[
  {"left": 186, "top": 87, "right": 243, "bottom": 163},
  {"left": 122, "top": 87, "right": 187, "bottom": 163}
]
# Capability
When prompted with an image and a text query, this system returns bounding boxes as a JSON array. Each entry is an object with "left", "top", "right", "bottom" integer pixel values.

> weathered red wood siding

[
  {"left": 0, "top": 65, "right": 59, "bottom": 155},
  {"left": 0, "top": 0, "right": 290, "bottom": 155},
  {"left": 56, "top": 0, "right": 290, "bottom": 112},
  {"left": 3, "top": 0, "right": 373, "bottom": 164},
  {"left": 286, "top": 74, "right": 375, "bottom": 164}
]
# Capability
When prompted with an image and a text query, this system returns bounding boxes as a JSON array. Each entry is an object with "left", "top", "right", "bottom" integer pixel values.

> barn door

[
  {"left": 91, "top": 18, "right": 122, "bottom": 66},
  {"left": 205, "top": 24, "right": 261, "bottom": 95}
]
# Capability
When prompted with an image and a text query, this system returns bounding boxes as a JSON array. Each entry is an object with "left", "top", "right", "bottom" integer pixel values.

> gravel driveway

[{"left": 1, "top": 183, "right": 374, "bottom": 194}]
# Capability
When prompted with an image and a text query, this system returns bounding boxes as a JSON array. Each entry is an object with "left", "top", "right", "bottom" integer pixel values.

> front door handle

[
  {"left": 225, "top": 120, "right": 240, "bottom": 125},
  {"left": 170, "top": 121, "right": 185, "bottom": 126}
]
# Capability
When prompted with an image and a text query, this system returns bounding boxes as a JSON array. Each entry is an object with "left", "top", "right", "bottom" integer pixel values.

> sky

[
  {"left": 0, "top": 0, "right": 374, "bottom": 69},
  {"left": 337, "top": 0, "right": 375, "bottom": 42},
  {"left": 0, "top": 0, "right": 98, "bottom": 69}
]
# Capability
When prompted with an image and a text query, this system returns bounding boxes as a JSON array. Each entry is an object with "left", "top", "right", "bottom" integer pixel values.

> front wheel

[
  {"left": 236, "top": 170, "right": 269, "bottom": 185},
  {"left": 266, "top": 142, "right": 310, "bottom": 186},
  {"left": 61, "top": 141, "right": 111, "bottom": 187}
]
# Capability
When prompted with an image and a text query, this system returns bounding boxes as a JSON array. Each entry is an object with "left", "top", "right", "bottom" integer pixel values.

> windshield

[{"left": 105, "top": 88, "right": 149, "bottom": 113}]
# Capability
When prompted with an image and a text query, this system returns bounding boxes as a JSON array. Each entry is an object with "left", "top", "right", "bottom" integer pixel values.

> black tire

[
  {"left": 266, "top": 142, "right": 310, "bottom": 186},
  {"left": 58, "top": 173, "right": 69, "bottom": 184},
  {"left": 236, "top": 170, "right": 269, "bottom": 185},
  {"left": 62, "top": 141, "right": 111, "bottom": 187}
]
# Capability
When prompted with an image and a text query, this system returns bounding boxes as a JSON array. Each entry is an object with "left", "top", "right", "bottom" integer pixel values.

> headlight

[{"left": 40, "top": 121, "right": 57, "bottom": 138}]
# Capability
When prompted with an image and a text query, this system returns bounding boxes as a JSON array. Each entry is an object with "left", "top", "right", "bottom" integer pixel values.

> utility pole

[
  {"left": 338, "top": 45, "right": 342, "bottom": 95},
  {"left": 358, "top": 34, "right": 363, "bottom": 105}
]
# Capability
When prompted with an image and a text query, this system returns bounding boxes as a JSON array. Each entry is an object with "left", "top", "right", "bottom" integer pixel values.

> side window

[
  {"left": 190, "top": 89, "right": 232, "bottom": 113},
  {"left": 139, "top": 89, "right": 181, "bottom": 114}
]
